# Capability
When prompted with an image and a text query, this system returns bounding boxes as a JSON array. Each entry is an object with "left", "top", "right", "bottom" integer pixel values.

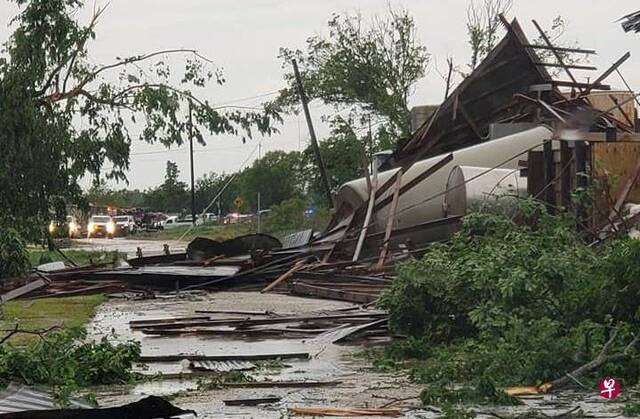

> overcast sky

[{"left": 1, "top": 0, "right": 639, "bottom": 190}]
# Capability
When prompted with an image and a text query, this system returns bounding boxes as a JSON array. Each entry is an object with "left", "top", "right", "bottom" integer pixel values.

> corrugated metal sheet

[
  {"left": 281, "top": 229, "right": 313, "bottom": 249},
  {"left": 190, "top": 360, "right": 255, "bottom": 372},
  {"left": 0, "top": 383, "right": 95, "bottom": 413}
]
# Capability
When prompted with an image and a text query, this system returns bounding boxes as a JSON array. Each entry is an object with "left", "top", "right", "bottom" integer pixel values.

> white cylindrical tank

[
  {"left": 334, "top": 126, "right": 552, "bottom": 239},
  {"left": 443, "top": 166, "right": 528, "bottom": 217}
]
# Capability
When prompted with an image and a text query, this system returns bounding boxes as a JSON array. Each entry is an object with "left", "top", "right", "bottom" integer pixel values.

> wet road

[{"left": 71, "top": 237, "right": 187, "bottom": 258}]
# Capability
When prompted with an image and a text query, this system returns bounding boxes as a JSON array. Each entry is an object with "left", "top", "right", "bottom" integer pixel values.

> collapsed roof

[{"left": 384, "top": 17, "right": 632, "bottom": 170}]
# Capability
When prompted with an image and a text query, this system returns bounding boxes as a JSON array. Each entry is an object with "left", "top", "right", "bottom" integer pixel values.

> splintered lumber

[
  {"left": 139, "top": 352, "right": 310, "bottom": 363},
  {"left": 223, "top": 397, "right": 281, "bottom": 406},
  {"left": 129, "top": 316, "right": 211, "bottom": 326},
  {"left": 608, "top": 156, "right": 640, "bottom": 223},
  {"left": 291, "top": 282, "right": 378, "bottom": 304},
  {"left": 224, "top": 380, "right": 341, "bottom": 388},
  {"left": 133, "top": 311, "right": 386, "bottom": 330},
  {"left": 353, "top": 161, "right": 378, "bottom": 262},
  {"left": 0, "top": 278, "right": 49, "bottom": 303},
  {"left": 289, "top": 406, "right": 402, "bottom": 417},
  {"left": 376, "top": 170, "right": 403, "bottom": 269},
  {"left": 261, "top": 258, "right": 310, "bottom": 293}
]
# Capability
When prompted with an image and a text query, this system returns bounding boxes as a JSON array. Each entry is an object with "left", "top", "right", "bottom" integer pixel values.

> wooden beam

[
  {"left": 543, "top": 140, "right": 555, "bottom": 213},
  {"left": 609, "top": 94, "right": 635, "bottom": 128},
  {"left": 522, "top": 44, "right": 597, "bottom": 55},
  {"left": 552, "top": 80, "right": 611, "bottom": 90},
  {"left": 560, "top": 141, "right": 572, "bottom": 209},
  {"left": 376, "top": 170, "right": 403, "bottom": 270},
  {"left": 584, "top": 52, "right": 631, "bottom": 95},
  {"left": 534, "top": 62, "right": 597, "bottom": 71},
  {"left": 532, "top": 19, "right": 581, "bottom": 91},
  {"left": 373, "top": 153, "right": 453, "bottom": 213}
]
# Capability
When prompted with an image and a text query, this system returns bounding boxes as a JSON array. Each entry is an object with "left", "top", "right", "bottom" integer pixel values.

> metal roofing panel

[
  {"left": 190, "top": 360, "right": 256, "bottom": 372},
  {"left": 281, "top": 229, "right": 313, "bottom": 249},
  {"left": 0, "top": 383, "right": 95, "bottom": 413}
]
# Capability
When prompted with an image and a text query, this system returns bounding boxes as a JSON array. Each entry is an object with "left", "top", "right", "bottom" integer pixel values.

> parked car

[
  {"left": 48, "top": 215, "right": 83, "bottom": 238},
  {"left": 112, "top": 215, "right": 137, "bottom": 236},
  {"left": 162, "top": 215, "right": 200, "bottom": 229},
  {"left": 87, "top": 215, "right": 116, "bottom": 239}
]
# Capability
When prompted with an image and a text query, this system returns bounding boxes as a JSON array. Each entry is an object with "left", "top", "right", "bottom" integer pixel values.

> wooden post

[
  {"left": 560, "top": 141, "right": 572, "bottom": 210},
  {"left": 527, "top": 151, "right": 545, "bottom": 197},
  {"left": 376, "top": 170, "right": 403, "bottom": 269},
  {"left": 543, "top": 140, "right": 555, "bottom": 213},
  {"left": 291, "top": 59, "right": 333, "bottom": 208},
  {"left": 575, "top": 140, "right": 588, "bottom": 230},
  {"left": 353, "top": 163, "right": 378, "bottom": 262}
]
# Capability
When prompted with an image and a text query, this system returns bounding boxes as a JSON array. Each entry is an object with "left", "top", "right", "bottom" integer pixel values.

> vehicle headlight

[
  {"left": 88, "top": 222, "right": 95, "bottom": 232},
  {"left": 106, "top": 222, "right": 116, "bottom": 234},
  {"left": 48, "top": 222, "right": 56, "bottom": 234}
]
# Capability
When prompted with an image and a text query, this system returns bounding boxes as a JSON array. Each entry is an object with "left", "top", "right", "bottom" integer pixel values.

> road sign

[{"left": 234, "top": 196, "right": 244, "bottom": 208}]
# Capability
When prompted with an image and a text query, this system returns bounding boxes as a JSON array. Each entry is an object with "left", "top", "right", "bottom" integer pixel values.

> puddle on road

[
  {"left": 87, "top": 292, "right": 629, "bottom": 418},
  {"left": 86, "top": 291, "right": 419, "bottom": 418}
]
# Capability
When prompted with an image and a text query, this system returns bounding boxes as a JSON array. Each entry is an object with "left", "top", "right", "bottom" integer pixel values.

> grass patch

[
  {"left": 28, "top": 249, "right": 121, "bottom": 267},
  {"left": 1, "top": 295, "right": 107, "bottom": 345},
  {"left": 132, "top": 223, "right": 254, "bottom": 242}
]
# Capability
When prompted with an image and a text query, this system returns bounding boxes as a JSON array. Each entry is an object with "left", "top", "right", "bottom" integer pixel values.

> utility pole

[
  {"left": 188, "top": 100, "right": 196, "bottom": 225},
  {"left": 291, "top": 59, "right": 333, "bottom": 208}
]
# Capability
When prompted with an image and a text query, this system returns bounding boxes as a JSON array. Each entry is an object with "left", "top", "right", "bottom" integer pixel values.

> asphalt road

[{"left": 71, "top": 237, "right": 187, "bottom": 258}]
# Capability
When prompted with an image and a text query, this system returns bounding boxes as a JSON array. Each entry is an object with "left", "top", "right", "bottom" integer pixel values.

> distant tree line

[{"left": 87, "top": 125, "right": 364, "bottom": 215}]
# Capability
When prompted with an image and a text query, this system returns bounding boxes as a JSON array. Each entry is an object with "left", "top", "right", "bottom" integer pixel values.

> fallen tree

[{"left": 379, "top": 199, "right": 640, "bottom": 409}]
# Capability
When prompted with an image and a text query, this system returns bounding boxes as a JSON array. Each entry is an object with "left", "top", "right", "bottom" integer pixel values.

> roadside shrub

[
  {"left": 262, "top": 197, "right": 329, "bottom": 234},
  {"left": 379, "top": 199, "right": 640, "bottom": 406},
  {"left": 0, "top": 328, "right": 141, "bottom": 403},
  {"left": 0, "top": 228, "right": 30, "bottom": 279}
]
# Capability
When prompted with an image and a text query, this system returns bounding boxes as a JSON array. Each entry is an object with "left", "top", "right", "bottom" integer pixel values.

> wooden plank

[
  {"left": 532, "top": 19, "right": 581, "bottom": 91},
  {"left": 139, "top": 352, "right": 310, "bottom": 363},
  {"left": 533, "top": 62, "right": 596, "bottom": 71},
  {"left": 132, "top": 311, "right": 387, "bottom": 330},
  {"left": 223, "top": 397, "right": 281, "bottom": 406},
  {"left": 560, "top": 141, "right": 572, "bottom": 209},
  {"left": 291, "top": 282, "right": 378, "bottom": 304},
  {"left": 353, "top": 161, "right": 378, "bottom": 262},
  {"left": 0, "top": 278, "right": 48, "bottom": 303},
  {"left": 289, "top": 407, "right": 402, "bottom": 417},
  {"left": 526, "top": 151, "right": 544, "bottom": 198},
  {"left": 376, "top": 170, "right": 403, "bottom": 269},
  {"left": 261, "top": 258, "right": 310, "bottom": 293},
  {"left": 592, "top": 142, "right": 640, "bottom": 204},
  {"left": 543, "top": 140, "right": 555, "bottom": 213},
  {"left": 522, "top": 44, "right": 597, "bottom": 55},
  {"left": 552, "top": 80, "right": 610, "bottom": 90},
  {"left": 584, "top": 52, "right": 631, "bottom": 95},
  {"left": 373, "top": 154, "right": 453, "bottom": 213}
]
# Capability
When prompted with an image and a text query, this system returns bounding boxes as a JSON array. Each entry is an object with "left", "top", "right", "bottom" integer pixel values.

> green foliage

[
  {"left": 239, "top": 151, "right": 304, "bottom": 211},
  {"left": 0, "top": 229, "right": 30, "bottom": 279},
  {"left": 262, "top": 197, "right": 329, "bottom": 235},
  {"left": 196, "top": 371, "right": 255, "bottom": 390},
  {"left": 277, "top": 7, "right": 428, "bottom": 138},
  {"left": 302, "top": 120, "right": 364, "bottom": 200},
  {"left": 379, "top": 200, "right": 640, "bottom": 408},
  {"left": 0, "top": 328, "right": 140, "bottom": 403},
  {"left": 624, "top": 400, "right": 640, "bottom": 417},
  {"left": 0, "top": 0, "right": 279, "bottom": 241}
]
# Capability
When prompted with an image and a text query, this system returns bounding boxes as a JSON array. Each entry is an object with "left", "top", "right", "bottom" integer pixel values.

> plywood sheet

[{"left": 592, "top": 142, "right": 640, "bottom": 203}]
